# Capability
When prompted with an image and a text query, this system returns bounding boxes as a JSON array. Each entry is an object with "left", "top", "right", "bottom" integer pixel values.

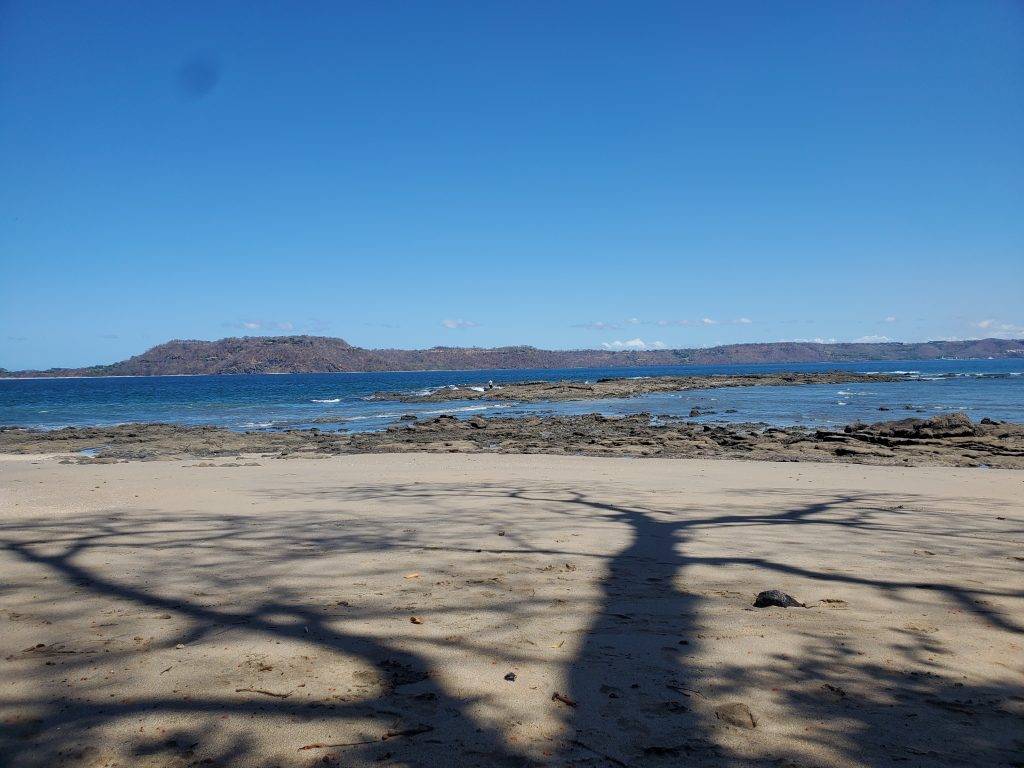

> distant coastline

[{"left": 1, "top": 334, "right": 1021, "bottom": 379}]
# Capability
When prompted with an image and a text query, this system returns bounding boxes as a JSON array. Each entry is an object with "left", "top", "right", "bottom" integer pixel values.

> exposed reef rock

[
  {"left": 2, "top": 413, "right": 1021, "bottom": 468},
  {"left": 370, "top": 372, "right": 904, "bottom": 403}
]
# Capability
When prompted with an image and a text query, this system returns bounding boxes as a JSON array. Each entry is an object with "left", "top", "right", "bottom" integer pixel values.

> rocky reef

[
  {"left": 2, "top": 412, "right": 1020, "bottom": 468},
  {"left": 370, "top": 372, "right": 905, "bottom": 403}
]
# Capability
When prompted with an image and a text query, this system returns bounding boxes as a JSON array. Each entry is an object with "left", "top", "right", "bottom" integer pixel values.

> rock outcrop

[
  {"left": 2, "top": 413, "right": 1021, "bottom": 468},
  {"left": 371, "top": 372, "right": 904, "bottom": 403}
]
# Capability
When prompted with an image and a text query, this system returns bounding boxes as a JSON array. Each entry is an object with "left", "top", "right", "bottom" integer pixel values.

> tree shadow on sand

[{"left": 1, "top": 482, "right": 1022, "bottom": 767}]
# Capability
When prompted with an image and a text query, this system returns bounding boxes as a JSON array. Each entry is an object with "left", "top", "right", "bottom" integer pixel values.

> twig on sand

[
  {"left": 234, "top": 687, "right": 292, "bottom": 698},
  {"left": 298, "top": 724, "right": 434, "bottom": 750},
  {"left": 551, "top": 691, "right": 577, "bottom": 707}
]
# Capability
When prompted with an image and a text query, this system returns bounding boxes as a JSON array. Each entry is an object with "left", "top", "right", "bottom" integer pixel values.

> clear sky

[{"left": 2, "top": 1, "right": 1022, "bottom": 369}]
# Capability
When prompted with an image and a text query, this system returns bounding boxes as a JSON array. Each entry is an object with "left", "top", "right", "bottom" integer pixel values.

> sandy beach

[{"left": 1, "top": 453, "right": 1021, "bottom": 767}]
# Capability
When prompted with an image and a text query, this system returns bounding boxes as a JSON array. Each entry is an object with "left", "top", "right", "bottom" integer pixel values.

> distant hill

[{"left": 2, "top": 335, "right": 1022, "bottom": 378}]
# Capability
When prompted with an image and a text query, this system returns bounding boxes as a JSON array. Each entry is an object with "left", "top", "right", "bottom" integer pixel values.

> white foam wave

[
  {"left": 421, "top": 404, "right": 515, "bottom": 415},
  {"left": 311, "top": 398, "right": 341, "bottom": 403},
  {"left": 340, "top": 413, "right": 403, "bottom": 422}
]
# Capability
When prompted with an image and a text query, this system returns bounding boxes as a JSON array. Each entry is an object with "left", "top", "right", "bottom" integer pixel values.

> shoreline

[{"left": 2, "top": 411, "right": 1022, "bottom": 468}]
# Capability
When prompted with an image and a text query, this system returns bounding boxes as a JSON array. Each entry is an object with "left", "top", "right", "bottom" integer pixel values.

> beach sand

[{"left": 1, "top": 453, "right": 1021, "bottom": 767}]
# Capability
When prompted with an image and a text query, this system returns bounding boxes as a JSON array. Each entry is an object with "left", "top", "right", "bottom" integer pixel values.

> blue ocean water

[{"left": 1, "top": 359, "right": 1022, "bottom": 432}]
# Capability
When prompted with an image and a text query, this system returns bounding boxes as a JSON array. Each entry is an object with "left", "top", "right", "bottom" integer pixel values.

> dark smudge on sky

[{"left": 177, "top": 53, "right": 221, "bottom": 99}]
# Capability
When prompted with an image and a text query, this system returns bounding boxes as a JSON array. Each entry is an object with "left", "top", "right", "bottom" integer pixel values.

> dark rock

[
  {"left": 852, "top": 412, "right": 977, "bottom": 439},
  {"left": 834, "top": 444, "right": 891, "bottom": 458},
  {"left": 503, "top": 672, "right": 516, "bottom": 682},
  {"left": 689, "top": 408, "right": 701, "bottom": 417},
  {"left": 754, "top": 590, "right": 805, "bottom": 608}
]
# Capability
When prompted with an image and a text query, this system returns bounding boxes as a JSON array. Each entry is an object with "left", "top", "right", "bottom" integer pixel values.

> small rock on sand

[{"left": 753, "top": 590, "right": 805, "bottom": 608}]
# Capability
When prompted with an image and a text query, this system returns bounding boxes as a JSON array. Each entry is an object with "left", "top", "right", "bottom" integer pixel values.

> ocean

[{"left": 1, "top": 359, "right": 1022, "bottom": 432}]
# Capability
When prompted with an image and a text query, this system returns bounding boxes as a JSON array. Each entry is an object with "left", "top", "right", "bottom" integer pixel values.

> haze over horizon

[{"left": 3, "top": 1, "right": 1023, "bottom": 369}]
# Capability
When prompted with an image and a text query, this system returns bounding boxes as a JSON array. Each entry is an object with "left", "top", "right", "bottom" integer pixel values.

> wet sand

[{"left": 1, "top": 453, "right": 1022, "bottom": 767}]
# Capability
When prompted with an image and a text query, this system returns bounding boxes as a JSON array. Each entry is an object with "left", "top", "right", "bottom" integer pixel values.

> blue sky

[{"left": 2, "top": 1, "right": 1022, "bottom": 369}]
